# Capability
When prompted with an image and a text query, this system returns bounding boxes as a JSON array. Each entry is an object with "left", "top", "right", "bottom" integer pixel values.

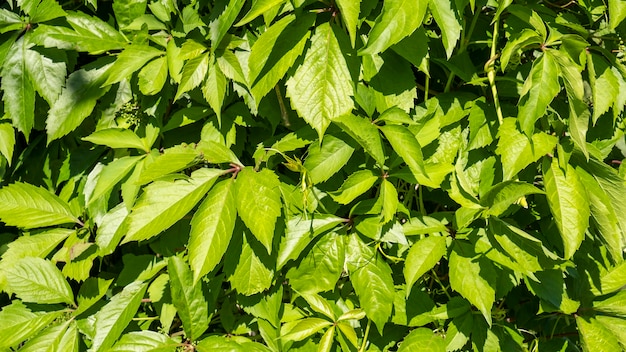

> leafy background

[{"left": 1, "top": 0, "right": 626, "bottom": 350}]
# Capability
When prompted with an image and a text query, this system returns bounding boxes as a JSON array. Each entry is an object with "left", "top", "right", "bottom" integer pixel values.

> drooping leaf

[
  {"left": 286, "top": 22, "right": 354, "bottom": 138},
  {"left": 24, "top": 46, "right": 67, "bottom": 106},
  {"left": 0, "top": 182, "right": 79, "bottom": 228},
  {"left": 587, "top": 53, "right": 619, "bottom": 123},
  {"left": 168, "top": 256, "right": 209, "bottom": 340},
  {"left": 380, "top": 179, "right": 398, "bottom": 223},
  {"left": 5, "top": 257, "right": 74, "bottom": 305},
  {"left": 189, "top": 178, "right": 237, "bottom": 282},
  {"left": 121, "top": 168, "right": 223, "bottom": 243},
  {"left": 202, "top": 60, "right": 227, "bottom": 119},
  {"left": 360, "top": 0, "right": 427, "bottom": 55},
  {"left": 0, "top": 121, "right": 15, "bottom": 164},
  {"left": 404, "top": 236, "right": 446, "bottom": 297},
  {"left": 428, "top": 0, "right": 461, "bottom": 58},
  {"left": 380, "top": 124, "right": 430, "bottom": 186},
  {"left": 542, "top": 158, "right": 589, "bottom": 259},
  {"left": 335, "top": 0, "right": 361, "bottom": 46},
  {"left": 227, "top": 232, "right": 274, "bottom": 295},
  {"left": 46, "top": 61, "right": 112, "bottom": 142},
  {"left": 92, "top": 281, "right": 148, "bottom": 351},
  {"left": 235, "top": 167, "right": 282, "bottom": 253}
]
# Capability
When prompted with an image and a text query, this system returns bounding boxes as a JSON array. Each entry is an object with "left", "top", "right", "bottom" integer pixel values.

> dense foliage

[{"left": 1, "top": 0, "right": 626, "bottom": 350}]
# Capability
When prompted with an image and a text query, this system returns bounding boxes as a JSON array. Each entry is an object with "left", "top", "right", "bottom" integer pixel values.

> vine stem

[
  {"left": 358, "top": 319, "right": 372, "bottom": 352},
  {"left": 486, "top": 18, "right": 504, "bottom": 125}
]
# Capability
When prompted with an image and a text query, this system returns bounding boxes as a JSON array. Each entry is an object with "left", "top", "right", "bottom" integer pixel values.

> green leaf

[
  {"left": 138, "top": 56, "right": 168, "bottom": 95},
  {"left": 609, "top": 0, "right": 626, "bottom": 29},
  {"left": 304, "top": 134, "right": 355, "bottom": 184},
  {"left": 19, "top": 320, "right": 77, "bottom": 352},
  {"left": 542, "top": 158, "right": 589, "bottom": 259},
  {"left": 189, "top": 178, "right": 237, "bottom": 282},
  {"left": 495, "top": 118, "right": 557, "bottom": 180},
  {"left": 330, "top": 169, "right": 378, "bottom": 204},
  {"left": 95, "top": 203, "right": 129, "bottom": 256},
  {"left": 228, "top": 232, "right": 274, "bottom": 295},
  {"left": 202, "top": 60, "right": 227, "bottom": 119},
  {"left": 235, "top": 0, "right": 287, "bottom": 26},
  {"left": 5, "top": 257, "right": 74, "bottom": 305},
  {"left": 109, "top": 331, "right": 178, "bottom": 351},
  {"left": 428, "top": 0, "right": 461, "bottom": 58},
  {"left": 380, "top": 179, "right": 398, "bottom": 223},
  {"left": 0, "top": 301, "right": 64, "bottom": 350},
  {"left": 24, "top": 46, "right": 67, "bottom": 106},
  {"left": 86, "top": 156, "right": 144, "bottom": 205},
  {"left": 121, "top": 168, "right": 223, "bottom": 243},
  {"left": 347, "top": 234, "right": 394, "bottom": 332},
  {"left": 168, "top": 256, "right": 209, "bottom": 340},
  {"left": 480, "top": 181, "right": 544, "bottom": 217},
  {"left": 318, "top": 325, "right": 335, "bottom": 352},
  {"left": 449, "top": 242, "right": 496, "bottom": 325},
  {"left": 103, "top": 45, "right": 163, "bottom": 86},
  {"left": 397, "top": 328, "right": 446, "bottom": 352},
  {"left": 92, "top": 281, "right": 148, "bottom": 351},
  {"left": 587, "top": 53, "right": 619, "bottom": 123},
  {"left": 593, "top": 290, "right": 626, "bottom": 317},
  {"left": 0, "top": 182, "right": 79, "bottom": 228},
  {"left": 32, "top": 12, "right": 127, "bottom": 54},
  {"left": 380, "top": 125, "right": 430, "bottom": 186},
  {"left": 2, "top": 37, "right": 35, "bottom": 138},
  {"left": 75, "top": 277, "right": 114, "bottom": 316},
  {"left": 487, "top": 218, "right": 549, "bottom": 276},
  {"left": 333, "top": 114, "right": 386, "bottom": 165},
  {"left": 248, "top": 14, "right": 312, "bottom": 103},
  {"left": 112, "top": 0, "right": 147, "bottom": 28},
  {"left": 281, "top": 318, "right": 333, "bottom": 341},
  {"left": 277, "top": 214, "right": 345, "bottom": 269},
  {"left": 46, "top": 61, "right": 112, "bottom": 142},
  {"left": 517, "top": 51, "right": 560, "bottom": 136},
  {"left": 175, "top": 52, "right": 209, "bottom": 101},
  {"left": 208, "top": 0, "right": 245, "bottom": 48},
  {"left": 596, "top": 315, "right": 626, "bottom": 350},
  {"left": 335, "top": 0, "right": 360, "bottom": 46},
  {"left": 137, "top": 145, "right": 202, "bottom": 185},
  {"left": 196, "top": 140, "right": 242, "bottom": 165},
  {"left": 404, "top": 236, "right": 446, "bottom": 297},
  {"left": 287, "top": 231, "right": 345, "bottom": 293},
  {"left": 21, "top": 0, "right": 66, "bottom": 23},
  {"left": 577, "top": 316, "right": 622, "bottom": 352},
  {"left": 235, "top": 167, "right": 282, "bottom": 252},
  {"left": 0, "top": 121, "right": 15, "bottom": 164},
  {"left": 360, "top": 0, "right": 427, "bottom": 55},
  {"left": 500, "top": 29, "right": 543, "bottom": 71},
  {"left": 83, "top": 128, "right": 148, "bottom": 151},
  {"left": 286, "top": 22, "right": 354, "bottom": 138},
  {"left": 403, "top": 216, "right": 449, "bottom": 236}
]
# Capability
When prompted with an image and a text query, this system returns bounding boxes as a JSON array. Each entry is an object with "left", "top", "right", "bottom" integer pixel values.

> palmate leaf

[
  {"left": 46, "top": 60, "right": 112, "bottom": 142},
  {"left": 5, "top": 257, "right": 74, "bottom": 305},
  {"left": 235, "top": 167, "right": 282, "bottom": 253},
  {"left": 168, "top": 257, "right": 209, "bottom": 340},
  {"left": 189, "top": 178, "right": 237, "bottom": 282},
  {"left": 542, "top": 158, "right": 590, "bottom": 259},
  {"left": 0, "top": 182, "right": 79, "bottom": 228},
  {"left": 121, "top": 168, "right": 222, "bottom": 243},
  {"left": 286, "top": 22, "right": 354, "bottom": 138},
  {"left": 92, "top": 281, "right": 148, "bottom": 351},
  {"left": 2, "top": 37, "right": 35, "bottom": 139},
  {"left": 360, "top": 0, "right": 427, "bottom": 56}
]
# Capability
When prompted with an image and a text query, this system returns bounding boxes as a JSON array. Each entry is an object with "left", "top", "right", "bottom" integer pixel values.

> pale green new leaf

[
  {"left": 480, "top": 181, "right": 544, "bottom": 217},
  {"left": 121, "top": 168, "right": 223, "bottom": 243},
  {"left": 92, "top": 281, "right": 148, "bottom": 351},
  {"left": 46, "top": 62, "right": 112, "bottom": 142},
  {"left": 2, "top": 37, "right": 35, "bottom": 138},
  {"left": 404, "top": 236, "right": 446, "bottom": 297},
  {"left": 0, "top": 301, "right": 64, "bottom": 350},
  {"left": 577, "top": 316, "right": 622, "bottom": 352},
  {"left": 542, "top": 158, "right": 589, "bottom": 259},
  {"left": 360, "top": 0, "right": 427, "bottom": 55},
  {"left": 87, "top": 156, "right": 143, "bottom": 205},
  {"left": 330, "top": 169, "right": 378, "bottom": 204},
  {"left": 168, "top": 256, "right": 209, "bottom": 340},
  {"left": 286, "top": 22, "right": 354, "bottom": 138},
  {"left": 397, "top": 328, "right": 446, "bottom": 352},
  {"left": 596, "top": 315, "right": 626, "bottom": 350},
  {"left": 429, "top": 0, "right": 461, "bottom": 58},
  {"left": 0, "top": 121, "right": 15, "bottom": 164},
  {"left": 189, "top": 179, "right": 237, "bottom": 282},
  {"left": 109, "top": 331, "right": 179, "bottom": 352},
  {"left": 248, "top": 14, "right": 312, "bottom": 103},
  {"left": 336, "top": 0, "right": 360, "bottom": 46},
  {"left": 593, "top": 290, "right": 626, "bottom": 316},
  {"left": 196, "top": 140, "right": 242, "bottom": 166},
  {"left": 487, "top": 217, "right": 548, "bottom": 275},
  {"left": 175, "top": 52, "right": 209, "bottom": 100},
  {"left": 83, "top": 128, "right": 148, "bottom": 151},
  {"left": 5, "top": 257, "right": 74, "bottom": 305},
  {"left": 24, "top": 46, "right": 66, "bottom": 105},
  {"left": 304, "top": 134, "right": 355, "bottom": 184},
  {"left": 318, "top": 326, "right": 335, "bottom": 352},
  {"left": 103, "top": 45, "right": 164, "bottom": 86},
  {"left": 333, "top": 114, "right": 385, "bottom": 165},
  {"left": 235, "top": 167, "right": 282, "bottom": 252},
  {"left": 381, "top": 179, "right": 398, "bottom": 223},
  {"left": 235, "top": 0, "right": 287, "bottom": 26},
  {"left": 95, "top": 203, "right": 129, "bottom": 256},
  {"left": 449, "top": 242, "right": 496, "bottom": 325},
  {"left": 19, "top": 320, "right": 77, "bottom": 352},
  {"left": 138, "top": 56, "right": 168, "bottom": 95},
  {"left": 281, "top": 318, "right": 333, "bottom": 341},
  {"left": 0, "top": 182, "right": 79, "bottom": 228},
  {"left": 517, "top": 51, "right": 560, "bottom": 136}
]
